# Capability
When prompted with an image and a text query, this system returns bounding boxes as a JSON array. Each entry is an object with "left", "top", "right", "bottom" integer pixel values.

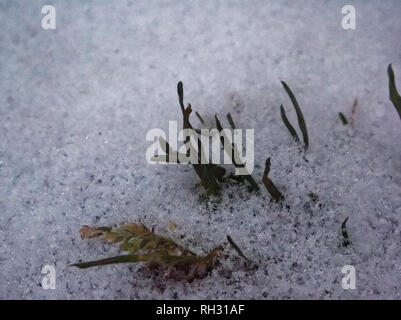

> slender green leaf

[
  {"left": 341, "top": 217, "right": 350, "bottom": 247},
  {"left": 388, "top": 64, "right": 401, "bottom": 119},
  {"left": 339, "top": 112, "right": 349, "bottom": 125},
  {"left": 262, "top": 158, "right": 284, "bottom": 201},
  {"left": 177, "top": 82, "right": 225, "bottom": 195},
  {"left": 227, "top": 235, "right": 251, "bottom": 262},
  {"left": 177, "top": 81, "right": 185, "bottom": 113},
  {"left": 195, "top": 111, "right": 206, "bottom": 125},
  {"left": 280, "top": 105, "right": 300, "bottom": 143},
  {"left": 281, "top": 81, "right": 309, "bottom": 150},
  {"left": 226, "top": 113, "right": 237, "bottom": 129},
  {"left": 215, "top": 114, "right": 259, "bottom": 191},
  {"left": 71, "top": 254, "right": 143, "bottom": 269}
]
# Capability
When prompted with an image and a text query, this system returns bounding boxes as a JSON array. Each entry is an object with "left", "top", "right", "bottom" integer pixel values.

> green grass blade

[
  {"left": 177, "top": 82, "right": 223, "bottom": 195},
  {"left": 227, "top": 235, "right": 252, "bottom": 262},
  {"left": 177, "top": 81, "right": 185, "bottom": 113},
  {"left": 195, "top": 111, "right": 206, "bottom": 125},
  {"left": 341, "top": 217, "right": 350, "bottom": 247},
  {"left": 215, "top": 114, "right": 259, "bottom": 191},
  {"left": 388, "top": 64, "right": 401, "bottom": 119},
  {"left": 339, "top": 112, "right": 349, "bottom": 125},
  {"left": 280, "top": 105, "right": 300, "bottom": 143},
  {"left": 226, "top": 113, "right": 237, "bottom": 129},
  {"left": 262, "top": 158, "right": 284, "bottom": 202},
  {"left": 71, "top": 255, "right": 143, "bottom": 269},
  {"left": 281, "top": 81, "right": 309, "bottom": 150}
]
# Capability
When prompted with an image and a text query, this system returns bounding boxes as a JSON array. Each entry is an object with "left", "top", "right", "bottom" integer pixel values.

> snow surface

[{"left": 1, "top": 0, "right": 401, "bottom": 299}]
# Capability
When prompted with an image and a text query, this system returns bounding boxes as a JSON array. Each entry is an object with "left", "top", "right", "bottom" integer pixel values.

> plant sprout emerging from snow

[
  {"left": 176, "top": 81, "right": 227, "bottom": 195},
  {"left": 151, "top": 81, "right": 307, "bottom": 200},
  {"left": 153, "top": 81, "right": 260, "bottom": 195},
  {"left": 214, "top": 114, "right": 259, "bottom": 191}
]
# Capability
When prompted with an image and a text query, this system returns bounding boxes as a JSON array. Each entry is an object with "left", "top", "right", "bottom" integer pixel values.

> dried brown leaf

[{"left": 72, "top": 223, "right": 221, "bottom": 282}]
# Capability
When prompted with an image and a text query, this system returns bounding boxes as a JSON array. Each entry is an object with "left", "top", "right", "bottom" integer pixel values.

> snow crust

[{"left": 1, "top": 0, "right": 401, "bottom": 299}]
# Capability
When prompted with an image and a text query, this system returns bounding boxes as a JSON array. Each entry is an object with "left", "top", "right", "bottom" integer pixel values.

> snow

[{"left": 1, "top": 0, "right": 401, "bottom": 299}]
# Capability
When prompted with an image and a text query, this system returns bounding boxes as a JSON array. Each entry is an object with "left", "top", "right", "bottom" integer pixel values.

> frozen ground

[{"left": 1, "top": 0, "right": 401, "bottom": 299}]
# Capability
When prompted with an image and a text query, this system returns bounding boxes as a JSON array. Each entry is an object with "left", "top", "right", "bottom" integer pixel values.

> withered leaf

[{"left": 72, "top": 223, "right": 222, "bottom": 282}]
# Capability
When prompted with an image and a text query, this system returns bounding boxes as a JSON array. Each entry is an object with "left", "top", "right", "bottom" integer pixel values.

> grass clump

[
  {"left": 214, "top": 113, "right": 260, "bottom": 191},
  {"left": 177, "top": 81, "right": 227, "bottom": 195}
]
